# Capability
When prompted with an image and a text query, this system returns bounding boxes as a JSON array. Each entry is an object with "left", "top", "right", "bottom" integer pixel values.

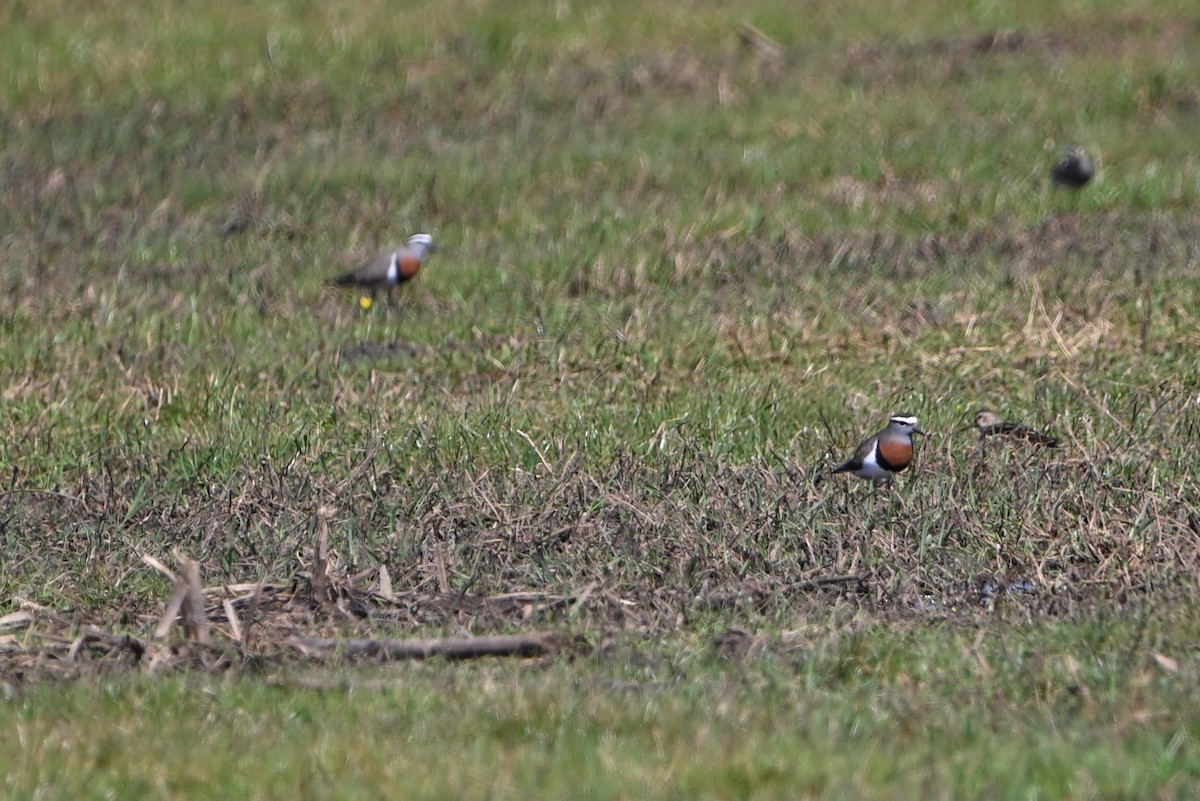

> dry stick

[
  {"left": 514, "top": 428, "right": 553, "bottom": 473},
  {"left": 782, "top": 573, "right": 868, "bottom": 594},
  {"left": 487, "top": 591, "right": 569, "bottom": 605},
  {"left": 0, "top": 488, "right": 88, "bottom": 508},
  {"left": 222, "top": 599, "right": 243, "bottom": 644},
  {"left": 141, "top": 553, "right": 178, "bottom": 583},
  {"left": 433, "top": 543, "right": 450, "bottom": 595},
  {"left": 291, "top": 633, "right": 557, "bottom": 661},
  {"left": 0, "top": 610, "right": 34, "bottom": 632},
  {"left": 377, "top": 564, "right": 393, "bottom": 602},
  {"left": 82, "top": 627, "right": 147, "bottom": 659},
  {"left": 154, "top": 580, "right": 189, "bottom": 639},
  {"left": 67, "top": 633, "right": 85, "bottom": 661},
  {"left": 183, "top": 558, "right": 210, "bottom": 645},
  {"left": 312, "top": 507, "right": 334, "bottom": 608}
]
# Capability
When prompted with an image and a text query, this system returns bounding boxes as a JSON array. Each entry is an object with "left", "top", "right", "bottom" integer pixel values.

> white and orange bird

[
  {"left": 329, "top": 233, "right": 436, "bottom": 303},
  {"left": 831, "top": 414, "right": 924, "bottom": 485}
]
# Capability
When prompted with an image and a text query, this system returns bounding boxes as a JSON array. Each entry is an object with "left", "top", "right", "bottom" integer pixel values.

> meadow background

[{"left": 2, "top": 0, "right": 1200, "bottom": 797}]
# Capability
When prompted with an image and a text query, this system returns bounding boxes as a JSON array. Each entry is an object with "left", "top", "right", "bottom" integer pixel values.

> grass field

[{"left": 3, "top": 0, "right": 1200, "bottom": 797}]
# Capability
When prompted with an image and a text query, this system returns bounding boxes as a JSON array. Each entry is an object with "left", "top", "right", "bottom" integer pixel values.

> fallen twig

[
  {"left": 290, "top": 633, "right": 558, "bottom": 661},
  {"left": 782, "top": 573, "right": 869, "bottom": 594}
]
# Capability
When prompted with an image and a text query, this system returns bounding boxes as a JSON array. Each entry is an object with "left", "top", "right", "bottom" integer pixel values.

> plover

[
  {"left": 329, "top": 233, "right": 436, "bottom": 302},
  {"left": 1051, "top": 147, "right": 1094, "bottom": 190},
  {"left": 969, "top": 409, "right": 1059, "bottom": 448},
  {"left": 831, "top": 414, "right": 924, "bottom": 485}
]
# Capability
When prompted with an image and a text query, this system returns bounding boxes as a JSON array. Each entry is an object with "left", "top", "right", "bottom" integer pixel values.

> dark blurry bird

[
  {"left": 969, "top": 409, "right": 1059, "bottom": 448},
  {"left": 329, "top": 233, "right": 436, "bottom": 302},
  {"left": 1051, "top": 147, "right": 1094, "bottom": 190},
  {"left": 831, "top": 415, "right": 924, "bottom": 485}
]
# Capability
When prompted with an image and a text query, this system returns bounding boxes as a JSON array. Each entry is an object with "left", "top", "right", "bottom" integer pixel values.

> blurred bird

[
  {"left": 969, "top": 409, "right": 1059, "bottom": 448},
  {"left": 831, "top": 415, "right": 924, "bottom": 485},
  {"left": 1051, "top": 146, "right": 1094, "bottom": 190},
  {"left": 329, "top": 233, "right": 436, "bottom": 303}
]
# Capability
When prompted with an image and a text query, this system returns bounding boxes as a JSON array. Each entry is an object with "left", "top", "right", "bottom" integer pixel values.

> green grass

[
  {"left": 2, "top": 0, "right": 1200, "bottom": 796},
  {"left": 5, "top": 618, "right": 1199, "bottom": 800}
]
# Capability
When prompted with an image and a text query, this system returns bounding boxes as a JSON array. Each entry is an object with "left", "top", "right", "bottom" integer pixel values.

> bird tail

[
  {"left": 829, "top": 462, "right": 853, "bottom": 475},
  {"left": 329, "top": 273, "right": 356, "bottom": 287}
]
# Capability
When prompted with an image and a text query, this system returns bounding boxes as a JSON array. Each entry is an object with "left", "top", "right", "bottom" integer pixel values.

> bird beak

[
  {"left": 914, "top": 427, "right": 926, "bottom": 436},
  {"left": 955, "top": 424, "right": 973, "bottom": 434}
]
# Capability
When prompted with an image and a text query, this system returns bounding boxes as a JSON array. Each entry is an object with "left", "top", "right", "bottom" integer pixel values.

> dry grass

[{"left": 2, "top": 0, "right": 1200, "bottom": 795}]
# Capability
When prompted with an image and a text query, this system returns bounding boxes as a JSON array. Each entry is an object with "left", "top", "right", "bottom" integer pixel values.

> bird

[
  {"left": 1051, "top": 146, "right": 1094, "bottom": 190},
  {"left": 329, "top": 233, "right": 436, "bottom": 302},
  {"left": 831, "top": 415, "right": 924, "bottom": 485},
  {"left": 969, "top": 409, "right": 1059, "bottom": 448}
]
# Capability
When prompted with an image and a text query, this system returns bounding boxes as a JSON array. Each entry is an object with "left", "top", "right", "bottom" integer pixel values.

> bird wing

[
  {"left": 1008, "top": 424, "right": 1058, "bottom": 447},
  {"left": 832, "top": 435, "right": 875, "bottom": 473},
  {"left": 334, "top": 251, "right": 395, "bottom": 288},
  {"left": 983, "top": 422, "right": 1058, "bottom": 447}
]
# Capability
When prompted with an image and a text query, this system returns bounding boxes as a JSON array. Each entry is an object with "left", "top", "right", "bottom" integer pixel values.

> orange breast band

[
  {"left": 877, "top": 439, "right": 913, "bottom": 470},
  {"left": 398, "top": 254, "right": 422, "bottom": 279}
]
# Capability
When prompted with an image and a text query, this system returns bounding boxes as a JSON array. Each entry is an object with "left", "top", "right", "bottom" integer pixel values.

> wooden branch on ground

[
  {"left": 783, "top": 573, "right": 869, "bottom": 593},
  {"left": 290, "top": 633, "right": 557, "bottom": 661},
  {"left": 82, "top": 627, "right": 147, "bottom": 658}
]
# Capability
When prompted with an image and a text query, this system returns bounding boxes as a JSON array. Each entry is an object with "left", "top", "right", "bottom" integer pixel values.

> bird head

[
  {"left": 973, "top": 409, "right": 1002, "bottom": 429},
  {"left": 1052, "top": 146, "right": 1095, "bottom": 188},
  {"left": 888, "top": 415, "right": 924, "bottom": 436},
  {"left": 407, "top": 233, "right": 436, "bottom": 256}
]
